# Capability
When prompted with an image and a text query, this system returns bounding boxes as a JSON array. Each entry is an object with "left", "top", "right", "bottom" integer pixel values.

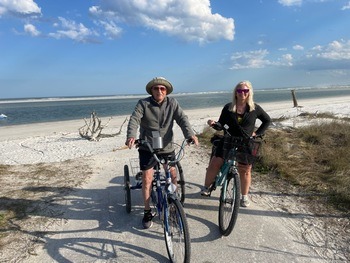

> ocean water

[{"left": 0, "top": 86, "right": 349, "bottom": 126}]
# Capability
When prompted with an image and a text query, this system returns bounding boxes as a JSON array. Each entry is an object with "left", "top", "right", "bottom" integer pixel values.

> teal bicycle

[{"left": 206, "top": 123, "right": 263, "bottom": 236}]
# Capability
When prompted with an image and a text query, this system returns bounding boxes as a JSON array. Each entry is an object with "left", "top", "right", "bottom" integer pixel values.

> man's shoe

[
  {"left": 240, "top": 198, "right": 250, "bottom": 207},
  {"left": 142, "top": 210, "right": 155, "bottom": 229}
]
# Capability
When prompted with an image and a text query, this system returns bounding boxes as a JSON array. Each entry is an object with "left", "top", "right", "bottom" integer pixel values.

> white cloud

[
  {"left": 278, "top": 0, "right": 302, "bottom": 7},
  {"left": 89, "top": 0, "right": 234, "bottom": 44},
  {"left": 95, "top": 20, "right": 123, "bottom": 39},
  {"left": 24, "top": 23, "right": 40, "bottom": 36},
  {"left": 341, "top": 1, "right": 350, "bottom": 10},
  {"left": 230, "top": 39, "right": 350, "bottom": 71},
  {"left": 314, "top": 40, "right": 350, "bottom": 60},
  {"left": 0, "top": 0, "right": 41, "bottom": 16},
  {"left": 281, "top": 53, "right": 293, "bottom": 66},
  {"left": 293, "top": 44, "right": 304, "bottom": 50},
  {"left": 48, "top": 17, "right": 98, "bottom": 43},
  {"left": 229, "top": 49, "right": 272, "bottom": 69},
  {"left": 294, "top": 39, "right": 350, "bottom": 70}
]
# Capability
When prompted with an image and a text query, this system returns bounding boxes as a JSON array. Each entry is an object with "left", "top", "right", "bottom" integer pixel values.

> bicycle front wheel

[
  {"left": 218, "top": 171, "right": 240, "bottom": 236},
  {"left": 123, "top": 165, "right": 131, "bottom": 213},
  {"left": 163, "top": 197, "right": 191, "bottom": 263}
]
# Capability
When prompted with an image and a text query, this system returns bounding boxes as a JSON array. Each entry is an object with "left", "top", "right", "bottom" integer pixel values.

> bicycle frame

[
  {"left": 214, "top": 148, "right": 238, "bottom": 199},
  {"left": 140, "top": 139, "right": 189, "bottom": 219}
]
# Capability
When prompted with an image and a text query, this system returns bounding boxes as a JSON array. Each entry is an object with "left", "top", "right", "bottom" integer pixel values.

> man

[{"left": 125, "top": 77, "right": 198, "bottom": 229}]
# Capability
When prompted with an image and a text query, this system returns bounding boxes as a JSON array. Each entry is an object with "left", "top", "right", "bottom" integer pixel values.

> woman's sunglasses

[{"left": 236, "top": 89, "right": 249, "bottom": 94}]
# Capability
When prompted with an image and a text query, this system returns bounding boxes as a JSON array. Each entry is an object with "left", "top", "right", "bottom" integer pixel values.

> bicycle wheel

[
  {"left": 218, "top": 171, "right": 240, "bottom": 236},
  {"left": 124, "top": 165, "right": 131, "bottom": 213},
  {"left": 175, "top": 162, "right": 185, "bottom": 204},
  {"left": 163, "top": 197, "right": 191, "bottom": 263}
]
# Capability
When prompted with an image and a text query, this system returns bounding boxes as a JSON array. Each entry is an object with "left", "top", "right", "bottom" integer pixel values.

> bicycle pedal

[{"left": 135, "top": 171, "right": 142, "bottom": 181}]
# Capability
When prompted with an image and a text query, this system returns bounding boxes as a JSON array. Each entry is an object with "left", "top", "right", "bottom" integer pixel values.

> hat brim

[{"left": 146, "top": 78, "right": 173, "bottom": 95}]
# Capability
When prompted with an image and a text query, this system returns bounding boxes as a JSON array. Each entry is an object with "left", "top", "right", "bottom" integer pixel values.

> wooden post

[{"left": 291, "top": 89, "right": 298, "bottom": 108}]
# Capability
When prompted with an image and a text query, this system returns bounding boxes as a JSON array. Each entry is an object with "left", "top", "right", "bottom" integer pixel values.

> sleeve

[
  {"left": 126, "top": 100, "right": 144, "bottom": 139},
  {"left": 254, "top": 104, "right": 271, "bottom": 136},
  {"left": 217, "top": 104, "right": 230, "bottom": 127},
  {"left": 172, "top": 99, "right": 195, "bottom": 139}
]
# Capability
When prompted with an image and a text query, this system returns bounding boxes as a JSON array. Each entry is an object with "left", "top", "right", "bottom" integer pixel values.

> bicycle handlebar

[
  {"left": 135, "top": 138, "right": 191, "bottom": 166},
  {"left": 211, "top": 122, "right": 264, "bottom": 141}
]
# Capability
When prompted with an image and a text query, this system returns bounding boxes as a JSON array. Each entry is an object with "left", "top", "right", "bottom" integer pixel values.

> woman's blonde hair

[{"left": 229, "top": 80, "right": 255, "bottom": 112}]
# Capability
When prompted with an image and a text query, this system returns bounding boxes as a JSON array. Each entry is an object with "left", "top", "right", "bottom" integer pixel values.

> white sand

[{"left": 0, "top": 96, "right": 349, "bottom": 165}]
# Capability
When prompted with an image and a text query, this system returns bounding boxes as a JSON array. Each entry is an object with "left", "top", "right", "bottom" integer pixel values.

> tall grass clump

[{"left": 258, "top": 120, "right": 350, "bottom": 210}]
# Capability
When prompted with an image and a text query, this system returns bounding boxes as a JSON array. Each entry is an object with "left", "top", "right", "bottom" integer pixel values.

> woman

[{"left": 201, "top": 80, "right": 271, "bottom": 207}]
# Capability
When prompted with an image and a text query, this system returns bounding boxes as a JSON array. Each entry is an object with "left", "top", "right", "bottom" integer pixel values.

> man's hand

[
  {"left": 188, "top": 135, "right": 199, "bottom": 146},
  {"left": 125, "top": 137, "right": 135, "bottom": 149}
]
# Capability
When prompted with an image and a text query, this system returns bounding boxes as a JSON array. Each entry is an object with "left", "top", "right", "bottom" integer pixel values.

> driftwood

[{"left": 79, "top": 111, "right": 128, "bottom": 141}]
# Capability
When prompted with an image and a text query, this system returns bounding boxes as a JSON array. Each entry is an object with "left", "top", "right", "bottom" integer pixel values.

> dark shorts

[{"left": 139, "top": 149, "right": 175, "bottom": 170}]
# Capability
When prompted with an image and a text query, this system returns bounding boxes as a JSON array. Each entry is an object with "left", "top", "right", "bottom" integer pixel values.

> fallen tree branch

[{"left": 79, "top": 112, "right": 128, "bottom": 141}]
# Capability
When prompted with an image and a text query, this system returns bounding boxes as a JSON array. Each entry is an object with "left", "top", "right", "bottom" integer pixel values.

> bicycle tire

[
  {"left": 124, "top": 165, "right": 131, "bottom": 213},
  {"left": 163, "top": 197, "right": 191, "bottom": 263},
  {"left": 176, "top": 162, "right": 185, "bottom": 204},
  {"left": 218, "top": 171, "right": 240, "bottom": 236}
]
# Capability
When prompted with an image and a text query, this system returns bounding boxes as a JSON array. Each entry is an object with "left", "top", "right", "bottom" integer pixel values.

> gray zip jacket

[{"left": 127, "top": 96, "right": 195, "bottom": 153}]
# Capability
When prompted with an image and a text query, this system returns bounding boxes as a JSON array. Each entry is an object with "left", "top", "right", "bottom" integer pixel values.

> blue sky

[{"left": 1, "top": 0, "right": 350, "bottom": 99}]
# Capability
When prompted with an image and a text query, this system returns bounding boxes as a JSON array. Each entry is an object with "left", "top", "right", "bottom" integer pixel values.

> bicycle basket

[
  {"left": 222, "top": 136, "right": 263, "bottom": 164},
  {"left": 235, "top": 139, "right": 262, "bottom": 165},
  {"left": 222, "top": 135, "right": 245, "bottom": 161}
]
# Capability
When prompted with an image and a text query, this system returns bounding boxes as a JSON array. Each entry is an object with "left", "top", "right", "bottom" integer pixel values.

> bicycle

[
  {"left": 205, "top": 123, "right": 263, "bottom": 236},
  {"left": 123, "top": 138, "right": 192, "bottom": 263}
]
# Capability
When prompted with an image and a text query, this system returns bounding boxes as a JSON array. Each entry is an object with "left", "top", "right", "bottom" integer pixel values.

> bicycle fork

[{"left": 218, "top": 161, "right": 235, "bottom": 203}]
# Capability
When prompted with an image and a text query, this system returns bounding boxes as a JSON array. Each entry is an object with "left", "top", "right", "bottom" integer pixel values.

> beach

[
  {"left": 1, "top": 95, "right": 350, "bottom": 165},
  {"left": 0, "top": 95, "right": 350, "bottom": 262}
]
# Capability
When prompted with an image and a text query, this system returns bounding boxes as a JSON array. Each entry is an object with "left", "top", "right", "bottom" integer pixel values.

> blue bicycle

[{"left": 123, "top": 138, "right": 191, "bottom": 263}]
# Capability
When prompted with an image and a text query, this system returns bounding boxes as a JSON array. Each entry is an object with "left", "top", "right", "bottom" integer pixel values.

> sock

[{"left": 242, "top": 195, "right": 248, "bottom": 201}]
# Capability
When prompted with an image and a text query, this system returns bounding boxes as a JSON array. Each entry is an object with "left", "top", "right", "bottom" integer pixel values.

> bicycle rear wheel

[
  {"left": 218, "top": 171, "right": 240, "bottom": 236},
  {"left": 163, "top": 197, "right": 191, "bottom": 263},
  {"left": 176, "top": 162, "right": 185, "bottom": 204},
  {"left": 123, "top": 165, "right": 131, "bottom": 213}
]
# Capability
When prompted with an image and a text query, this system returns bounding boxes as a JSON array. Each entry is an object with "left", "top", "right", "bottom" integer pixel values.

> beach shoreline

[
  {"left": 0, "top": 95, "right": 349, "bottom": 165},
  {"left": 1, "top": 95, "right": 350, "bottom": 142}
]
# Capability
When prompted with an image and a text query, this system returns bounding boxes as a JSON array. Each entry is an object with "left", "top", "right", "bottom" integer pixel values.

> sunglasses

[
  {"left": 236, "top": 89, "right": 249, "bottom": 94},
  {"left": 152, "top": 86, "right": 167, "bottom": 92}
]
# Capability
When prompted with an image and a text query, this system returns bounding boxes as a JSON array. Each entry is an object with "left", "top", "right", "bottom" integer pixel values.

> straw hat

[{"left": 146, "top": 77, "right": 173, "bottom": 95}]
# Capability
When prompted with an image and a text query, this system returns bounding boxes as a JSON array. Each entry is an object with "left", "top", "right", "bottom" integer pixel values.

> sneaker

[
  {"left": 142, "top": 210, "right": 155, "bottom": 229},
  {"left": 240, "top": 198, "right": 250, "bottom": 207},
  {"left": 200, "top": 187, "right": 211, "bottom": 197}
]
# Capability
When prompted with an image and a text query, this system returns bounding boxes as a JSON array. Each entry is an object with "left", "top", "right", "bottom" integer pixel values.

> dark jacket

[
  {"left": 127, "top": 96, "right": 195, "bottom": 153},
  {"left": 218, "top": 102, "right": 271, "bottom": 138}
]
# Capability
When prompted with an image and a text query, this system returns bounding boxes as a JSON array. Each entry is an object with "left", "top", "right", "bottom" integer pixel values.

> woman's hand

[{"left": 207, "top": 119, "right": 216, "bottom": 127}]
